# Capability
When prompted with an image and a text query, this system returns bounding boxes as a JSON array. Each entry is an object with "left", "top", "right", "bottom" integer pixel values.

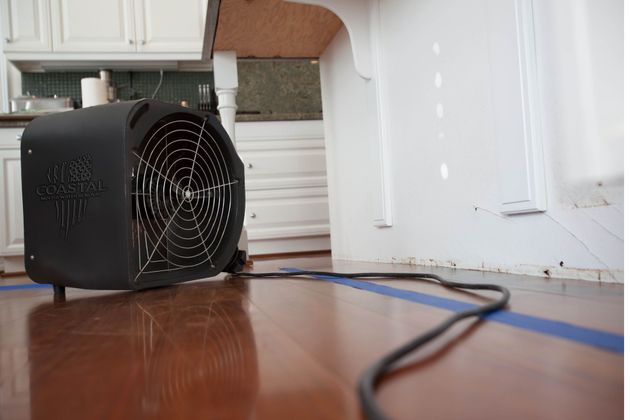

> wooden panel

[
  {"left": 243, "top": 201, "right": 331, "bottom": 251},
  {"left": 2, "top": 255, "right": 24, "bottom": 273},
  {"left": 0, "top": 150, "right": 23, "bottom": 256},
  {"left": 249, "top": 249, "right": 331, "bottom": 260},
  {"left": 234, "top": 120, "right": 330, "bottom": 247},
  {"left": 0, "top": 128, "right": 23, "bottom": 148},
  {"left": 0, "top": 129, "right": 24, "bottom": 260},
  {"left": 50, "top": 0, "right": 135, "bottom": 52},
  {"left": 214, "top": 0, "right": 342, "bottom": 58},
  {"left": 0, "top": 0, "right": 51, "bottom": 52},
  {"left": 236, "top": 120, "right": 328, "bottom": 191},
  {"left": 135, "top": 0, "right": 207, "bottom": 53},
  {"left": 248, "top": 235, "right": 330, "bottom": 255},
  {"left": 242, "top": 148, "right": 327, "bottom": 191},
  {"left": 246, "top": 191, "right": 330, "bottom": 240}
]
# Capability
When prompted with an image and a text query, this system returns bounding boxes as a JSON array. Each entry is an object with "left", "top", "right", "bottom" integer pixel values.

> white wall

[{"left": 320, "top": 0, "right": 623, "bottom": 282}]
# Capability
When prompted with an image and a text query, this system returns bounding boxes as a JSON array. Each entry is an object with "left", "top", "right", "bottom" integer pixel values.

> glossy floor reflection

[
  {"left": 27, "top": 281, "right": 258, "bottom": 419},
  {"left": 0, "top": 255, "right": 624, "bottom": 419}
]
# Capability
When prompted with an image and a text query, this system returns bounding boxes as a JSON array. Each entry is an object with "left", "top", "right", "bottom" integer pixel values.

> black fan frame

[{"left": 21, "top": 100, "right": 245, "bottom": 290}]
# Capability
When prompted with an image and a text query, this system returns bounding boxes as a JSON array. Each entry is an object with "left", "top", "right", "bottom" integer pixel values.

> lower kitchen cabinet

[
  {"left": 0, "top": 127, "right": 25, "bottom": 273},
  {"left": 235, "top": 119, "right": 331, "bottom": 255}
]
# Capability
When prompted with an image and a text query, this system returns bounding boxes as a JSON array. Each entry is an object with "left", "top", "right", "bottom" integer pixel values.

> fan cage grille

[{"left": 131, "top": 113, "right": 240, "bottom": 282}]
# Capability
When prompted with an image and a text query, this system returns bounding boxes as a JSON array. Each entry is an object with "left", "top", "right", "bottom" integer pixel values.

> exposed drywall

[
  {"left": 215, "top": 0, "right": 342, "bottom": 58},
  {"left": 319, "top": 0, "right": 623, "bottom": 282}
]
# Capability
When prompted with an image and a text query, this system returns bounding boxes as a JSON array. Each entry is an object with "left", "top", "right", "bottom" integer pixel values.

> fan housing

[{"left": 21, "top": 100, "right": 245, "bottom": 290}]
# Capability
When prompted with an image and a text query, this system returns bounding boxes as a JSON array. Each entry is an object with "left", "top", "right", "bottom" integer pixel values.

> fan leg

[
  {"left": 225, "top": 249, "right": 248, "bottom": 273},
  {"left": 52, "top": 285, "right": 65, "bottom": 297}
]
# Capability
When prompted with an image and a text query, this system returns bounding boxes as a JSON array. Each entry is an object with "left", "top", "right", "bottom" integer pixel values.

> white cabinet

[
  {"left": 50, "top": 0, "right": 135, "bottom": 52},
  {"left": 50, "top": 0, "right": 206, "bottom": 53},
  {"left": 4, "top": 0, "right": 207, "bottom": 55},
  {"left": 0, "top": 128, "right": 25, "bottom": 273},
  {"left": 0, "top": 148, "right": 23, "bottom": 256},
  {"left": 134, "top": 0, "right": 207, "bottom": 53},
  {"left": 0, "top": 0, "right": 51, "bottom": 52},
  {"left": 235, "top": 120, "right": 331, "bottom": 256}
]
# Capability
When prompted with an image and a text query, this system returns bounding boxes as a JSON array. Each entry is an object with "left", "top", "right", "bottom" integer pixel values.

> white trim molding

[
  {"left": 287, "top": 0, "right": 393, "bottom": 227},
  {"left": 368, "top": 0, "right": 392, "bottom": 227},
  {"left": 286, "top": 0, "right": 372, "bottom": 80},
  {"left": 487, "top": 0, "right": 547, "bottom": 214}
]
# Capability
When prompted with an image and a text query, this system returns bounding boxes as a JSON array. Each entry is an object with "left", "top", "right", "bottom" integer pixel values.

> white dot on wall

[
  {"left": 440, "top": 163, "right": 449, "bottom": 180},
  {"left": 436, "top": 102, "right": 444, "bottom": 118},
  {"left": 432, "top": 42, "right": 441, "bottom": 56},
  {"left": 434, "top": 72, "right": 442, "bottom": 88}
]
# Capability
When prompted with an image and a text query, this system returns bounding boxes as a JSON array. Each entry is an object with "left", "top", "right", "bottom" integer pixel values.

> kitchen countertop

[
  {"left": 235, "top": 112, "right": 322, "bottom": 122},
  {"left": 0, "top": 111, "right": 323, "bottom": 128},
  {"left": 0, "top": 113, "right": 40, "bottom": 128}
]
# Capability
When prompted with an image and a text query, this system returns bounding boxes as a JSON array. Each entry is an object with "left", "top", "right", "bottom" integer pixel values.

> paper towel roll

[{"left": 81, "top": 78, "right": 108, "bottom": 108}]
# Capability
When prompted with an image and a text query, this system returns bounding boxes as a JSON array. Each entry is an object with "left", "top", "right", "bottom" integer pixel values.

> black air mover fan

[{"left": 21, "top": 100, "right": 246, "bottom": 291}]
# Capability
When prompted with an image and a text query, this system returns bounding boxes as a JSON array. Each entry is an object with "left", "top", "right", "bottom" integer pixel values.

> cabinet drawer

[
  {"left": 241, "top": 148, "right": 327, "bottom": 191},
  {"left": 0, "top": 128, "right": 24, "bottom": 148},
  {"left": 246, "top": 194, "right": 330, "bottom": 240}
]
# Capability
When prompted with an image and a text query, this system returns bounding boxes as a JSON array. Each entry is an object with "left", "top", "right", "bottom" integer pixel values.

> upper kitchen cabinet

[
  {"left": 50, "top": 0, "right": 136, "bottom": 52},
  {"left": 0, "top": 0, "right": 51, "bottom": 52},
  {"left": 134, "top": 0, "right": 207, "bottom": 53},
  {"left": 50, "top": 0, "right": 206, "bottom": 53},
  {"left": 2, "top": 0, "right": 208, "bottom": 61}
]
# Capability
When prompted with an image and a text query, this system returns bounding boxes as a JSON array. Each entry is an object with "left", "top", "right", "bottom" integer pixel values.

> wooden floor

[{"left": 0, "top": 255, "right": 623, "bottom": 419}]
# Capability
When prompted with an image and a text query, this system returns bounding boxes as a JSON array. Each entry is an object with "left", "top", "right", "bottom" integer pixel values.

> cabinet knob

[
  {"left": 247, "top": 163, "right": 253, "bottom": 169},
  {"left": 15, "top": 133, "right": 22, "bottom": 141},
  {"left": 141, "top": 39, "right": 146, "bottom": 45},
  {"left": 4, "top": 38, "right": 10, "bottom": 43},
  {"left": 250, "top": 212, "right": 256, "bottom": 219},
  {"left": 128, "top": 39, "right": 134, "bottom": 45}
]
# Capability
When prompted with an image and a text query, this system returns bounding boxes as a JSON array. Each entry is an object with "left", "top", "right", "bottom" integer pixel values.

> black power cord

[{"left": 229, "top": 270, "right": 510, "bottom": 420}]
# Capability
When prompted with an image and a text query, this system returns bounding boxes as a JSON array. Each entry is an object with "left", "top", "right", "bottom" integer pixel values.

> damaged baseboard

[{"left": 336, "top": 254, "right": 622, "bottom": 283}]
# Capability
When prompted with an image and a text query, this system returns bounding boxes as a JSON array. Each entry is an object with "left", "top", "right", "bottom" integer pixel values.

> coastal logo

[{"left": 36, "top": 154, "right": 108, "bottom": 238}]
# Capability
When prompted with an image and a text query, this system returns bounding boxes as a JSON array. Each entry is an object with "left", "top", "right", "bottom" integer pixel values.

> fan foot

[{"left": 225, "top": 249, "right": 248, "bottom": 273}]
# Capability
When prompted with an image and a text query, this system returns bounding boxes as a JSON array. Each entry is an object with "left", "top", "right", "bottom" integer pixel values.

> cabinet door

[
  {"left": 50, "top": 0, "right": 136, "bottom": 52},
  {"left": 0, "top": 0, "right": 51, "bottom": 52},
  {"left": 134, "top": 0, "right": 206, "bottom": 53},
  {"left": 0, "top": 149, "right": 24, "bottom": 257}
]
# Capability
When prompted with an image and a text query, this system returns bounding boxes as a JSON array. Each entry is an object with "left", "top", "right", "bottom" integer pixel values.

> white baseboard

[
  {"left": 249, "top": 236, "right": 330, "bottom": 256},
  {"left": 2, "top": 255, "right": 24, "bottom": 274}
]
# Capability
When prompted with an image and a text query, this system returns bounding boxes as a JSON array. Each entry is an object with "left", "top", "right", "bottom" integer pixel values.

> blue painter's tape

[
  {"left": 0, "top": 283, "right": 51, "bottom": 291},
  {"left": 282, "top": 268, "right": 623, "bottom": 354}
]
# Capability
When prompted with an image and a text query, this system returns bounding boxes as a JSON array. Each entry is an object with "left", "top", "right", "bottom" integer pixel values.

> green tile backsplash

[
  {"left": 21, "top": 59, "right": 323, "bottom": 116},
  {"left": 22, "top": 71, "right": 213, "bottom": 109}
]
